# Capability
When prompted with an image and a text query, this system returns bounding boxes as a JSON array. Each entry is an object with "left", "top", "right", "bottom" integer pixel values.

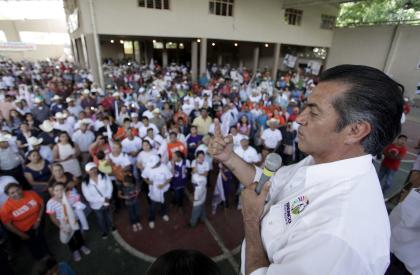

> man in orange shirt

[{"left": 167, "top": 132, "right": 187, "bottom": 161}]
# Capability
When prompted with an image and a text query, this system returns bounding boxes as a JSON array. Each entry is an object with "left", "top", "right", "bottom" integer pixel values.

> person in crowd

[
  {"left": 35, "top": 256, "right": 75, "bottom": 275},
  {"left": 237, "top": 115, "right": 251, "bottom": 137},
  {"left": 167, "top": 132, "right": 187, "bottom": 162},
  {"left": 46, "top": 182, "right": 91, "bottom": 262},
  {"left": 0, "top": 133, "right": 31, "bottom": 189},
  {"left": 146, "top": 249, "right": 221, "bottom": 275},
  {"left": 261, "top": 118, "right": 283, "bottom": 158},
  {"left": 118, "top": 175, "right": 142, "bottom": 232},
  {"left": 281, "top": 122, "right": 297, "bottom": 165},
  {"left": 378, "top": 134, "right": 408, "bottom": 191},
  {"left": 24, "top": 150, "right": 51, "bottom": 201},
  {"left": 190, "top": 151, "right": 210, "bottom": 227},
  {"left": 72, "top": 118, "right": 95, "bottom": 169},
  {"left": 169, "top": 151, "right": 190, "bottom": 209},
  {"left": 185, "top": 125, "right": 202, "bottom": 161},
  {"left": 192, "top": 108, "right": 212, "bottom": 136},
  {"left": 82, "top": 162, "right": 114, "bottom": 238},
  {"left": 53, "top": 131, "right": 82, "bottom": 178},
  {"left": 141, "top": 155, "right": 172, "bottom": 229},
  {"left": 0, "top": 182, "right": 50, "bottom": 260}
]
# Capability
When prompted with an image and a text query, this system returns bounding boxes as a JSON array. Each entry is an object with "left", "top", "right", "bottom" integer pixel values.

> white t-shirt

[
  {"left": 261, "top": 128, "right": 283, "bottom": 149},
  {"left": 234, "top": 146, "right": 261, "bottom": 164},
  {"left": 141, "top": 164, "right": 173, "bottom": 203},
  {"left": 136, "top": 150, "right": 158, "bottom": 169},
  {"left": 121, "top": 137, "right": 142, "bottom": 155},
  {"left": 108, "top": 152, "right": 131, "bottom": 168}
]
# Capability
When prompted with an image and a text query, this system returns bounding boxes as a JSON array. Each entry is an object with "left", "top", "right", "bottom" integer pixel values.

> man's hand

[
  {"left": 241, "top": 182, "right": 271, "bottom": 224},
  {"left": 208, "top": 119, "right": 234, "bottom": 162}
]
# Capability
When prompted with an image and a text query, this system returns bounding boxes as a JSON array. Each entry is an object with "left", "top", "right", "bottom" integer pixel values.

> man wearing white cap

[
  {"left": 141, "top": 155, "right": 173, "bottom": 229},
  {"left": 28, "top": 137, "right": 53, "bottom": 163},
  {"left": 66, "top": 97, "right": 83, "bottom": 117},
  {"left": 37, "top": 120, "right": 57, "bottom": 147},
  {"left": 53, "top": 112, "right": 73, "bottom": 136},
  {"left": 142, "top": 102, "right": 155, "bottom": 120},
  {"left": 0, "top": 134, "right": 30, "bottom": 190},
  {"left": 261, "top": 118, "right": 283, "bottom": 157},
  {"left": 72, "top": 119, "right": 95, "bottom": 168},
  {"left": 50, "top": 95, "right": 65, "bottom": 115}
]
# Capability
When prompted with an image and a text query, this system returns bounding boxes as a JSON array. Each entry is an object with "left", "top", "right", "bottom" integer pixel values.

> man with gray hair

[{"left": 209, "top": 65, "right": 404, "bottom": 275}]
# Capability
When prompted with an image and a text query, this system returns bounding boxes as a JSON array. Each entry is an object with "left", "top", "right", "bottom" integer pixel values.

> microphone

[{"left": 255, "top": 153, "right": 282, "bottom": 195}]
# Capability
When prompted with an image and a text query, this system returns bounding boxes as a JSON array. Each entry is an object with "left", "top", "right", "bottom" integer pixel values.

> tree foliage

[{"left": 337, "top": 0, "right": 420, "bottom": 26}]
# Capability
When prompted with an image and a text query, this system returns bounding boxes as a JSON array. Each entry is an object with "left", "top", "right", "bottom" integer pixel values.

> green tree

[{"left": 337, "top": 0, "right": 420, "bottom": 27}]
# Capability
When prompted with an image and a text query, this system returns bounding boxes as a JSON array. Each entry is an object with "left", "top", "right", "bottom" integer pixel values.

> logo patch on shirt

[{"left": 284, "top": 195, "right": 309, "bottom": 224}]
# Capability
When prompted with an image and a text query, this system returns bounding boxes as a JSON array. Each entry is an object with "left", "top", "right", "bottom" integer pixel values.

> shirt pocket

[{"left": 261, "top": 203, "right": 289, "bottom": 260}]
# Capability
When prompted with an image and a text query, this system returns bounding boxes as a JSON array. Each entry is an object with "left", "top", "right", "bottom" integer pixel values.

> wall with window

[
  {"left": 85, "top": 0, "right": 338, "bottom": 48},
  {"left": 0, "top": 18, "right": 69, "bottom": 61}
]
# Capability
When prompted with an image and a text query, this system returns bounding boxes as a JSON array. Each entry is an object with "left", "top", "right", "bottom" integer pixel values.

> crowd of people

[{"left": 0, "top": 57, "right": 414, "bottom": 273}]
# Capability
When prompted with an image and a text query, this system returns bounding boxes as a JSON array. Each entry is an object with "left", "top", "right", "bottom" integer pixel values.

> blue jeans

[
  {"left": 93, "top": 207, "right": 113, "bottom": 235},
  {"left": 190, "top": 203, "right": 206, "bottom": 226},
  {"left": 148, "top": 200, "right": 167, "bottom": 222},
  {"left": 378, "top": 165, "right": 397, "bottom": 191},
  {"left": 127, "top": 202, "right": 140, "bottom": 225}
]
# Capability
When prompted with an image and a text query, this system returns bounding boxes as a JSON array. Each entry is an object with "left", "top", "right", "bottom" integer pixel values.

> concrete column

[
  {"left": 134, "top": 41, "right": 141, "bottom": 64},
  {"left": 272, "top": 43, "right": 280, "bottom": 80},
  {"left": 199, "top": 38, "right": 207, "bottom": 77},
  {"left": 253, "top": 46, "right": 260, "bottom": 74},
  {"left": 383, "top": 25, "right": 402, "bottom": 74},
  {"left": 88, "top": 0, "right": 104, "bottom": 87},
  {"left": 191, "top": 41, "right": 198, "bottom": 82},
  {"left": 162, "top": 43, "right": 168, "bottom": 68},
  {"left": 217, "top": 54, "right": 223, "bottom": 66},
  {"left": 143, "top": 41, "right": 149, "bottom": 65}
]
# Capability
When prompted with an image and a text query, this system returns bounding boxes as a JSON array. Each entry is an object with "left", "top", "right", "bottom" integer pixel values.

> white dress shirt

[
  {"left": 242, "top": 154, "right": 390, "bottom": 275},
  {"left": 141, "top": 164, "right": 173, "bottom": 203}
]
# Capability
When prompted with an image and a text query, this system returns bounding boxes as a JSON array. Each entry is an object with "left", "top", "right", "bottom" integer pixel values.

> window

[
  {"left": 138, "top": 0, "right": 169, "bottom": 10},
  {"left": 209, "top": 0, "right": 234, "bottom": 17},
  {"left": 123, "top": 41, "right": 133, "bottom": 55},
  {"left": 153, "top": 41, "right": 163, "bottom": 49},
  {"left": 284, "top": 9, "right": 303, "bottom": 26},
  {"left": 19, "top": 31, "right": 70, "bottom": 45},
  {"left": 321, "top": 15, "right": 336, "bottom": 30},
  {"left": 165, "top": 42, "right": 177, "bottom": 49},
  {"left": 0, "top": 31, "right": 7, "bottom": 42}
]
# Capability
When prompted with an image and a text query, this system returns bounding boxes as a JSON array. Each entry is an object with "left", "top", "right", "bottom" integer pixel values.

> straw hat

[
  {"left": 0, "top": 134, "right": 12, "bottom": 143},
  {"left": 65, "top": 97, "right": 74, "bottom": 103},
  {"left": 28, "top": 137, "right": 43, "bottom": 147},
  {"left": 55, "top": 112, "right": 67, "bottom": 120},
  {"left": 39, "top": 120, "right": 54, "bottom": 132},
  {"left": 52, "top": 95, "right": 61, "bottom": 101}
]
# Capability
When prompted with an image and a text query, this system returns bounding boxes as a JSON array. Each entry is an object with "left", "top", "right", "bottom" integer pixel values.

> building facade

[{"left": 64, "top": 0, "right": 341, "bottom": 86}]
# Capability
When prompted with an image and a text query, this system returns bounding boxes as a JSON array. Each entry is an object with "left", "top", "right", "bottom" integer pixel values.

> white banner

[{"left": 0, "top": 42, "right": 37, "bottom": 51}]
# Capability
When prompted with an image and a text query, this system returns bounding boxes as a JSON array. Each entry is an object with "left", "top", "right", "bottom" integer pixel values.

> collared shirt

[
  {"left": 242, "top": 154, "right": 390, "bottom": 275},
  {"left": 0, "top": 147, "right": 22, "bottom": 171},
  {"left": 72, "top": 130, "right": 95, "bottom": 152}
]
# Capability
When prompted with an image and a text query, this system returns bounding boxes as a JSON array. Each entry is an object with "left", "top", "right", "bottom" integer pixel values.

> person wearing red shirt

[
  {"left": 0, "top": 182, "right": 50, "bottom": 259},
  {"left": 379, "top": 134, "right": 408, "bottom": 191},
  {"left": 167, "top": 132, "right": 187, "bottom": 161}
]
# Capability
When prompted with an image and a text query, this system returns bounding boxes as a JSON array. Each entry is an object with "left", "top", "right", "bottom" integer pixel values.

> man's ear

[{"left": 344, "top": 121, "right": 371, "bottom": 145}]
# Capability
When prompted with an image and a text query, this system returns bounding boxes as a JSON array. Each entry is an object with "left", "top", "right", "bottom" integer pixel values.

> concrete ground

[{"left": 8, "top": 107, "right": 420, "bottom": 275}]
